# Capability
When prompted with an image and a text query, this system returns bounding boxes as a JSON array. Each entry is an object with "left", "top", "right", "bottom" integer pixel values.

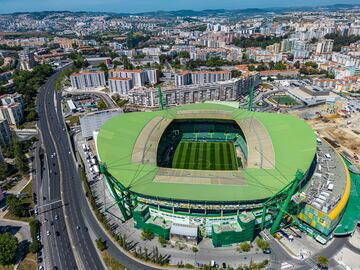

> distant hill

[{"left": 3, "top": 3, "right": 360, "bottom": 18}]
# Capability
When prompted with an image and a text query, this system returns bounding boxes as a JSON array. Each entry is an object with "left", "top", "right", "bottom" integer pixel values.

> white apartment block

[
  {"left": 108, "top": 78, "right": 133, "bottom": 96},
  {"left": 70, "top": 71, "right": 106, "bottom": 90},
  {"left": 315, "top": 39, "right": 334, "bottom": 54},
  {"left": 109, "top": 69, "right": 158, "bottom": 88},
  {"left": 332, "top": 52, "right": 360, "bottom": 68},
  {"left": 0, "top": 93, "right": 25, "bottom": 110},
  {"left": 0, "top": 120, "right": 11, "bottom": 148},
  {"left": 129, "top": 74, "right": 260, "bottom": 107},
  {"left": 175, "top": 70, "right": 231, "bottom": 87},
  {"left": 19, "top": 50, "right": 36, "bottom": 71},
  {"left": 0, "top": 103, "right": 24, "bottom": 126}
]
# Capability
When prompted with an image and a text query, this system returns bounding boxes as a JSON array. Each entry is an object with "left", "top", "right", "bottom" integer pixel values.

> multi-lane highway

[
  {"left": 37, "top": 68, "right": 105, "bottom": 270},
  {"left": 36, "top": 67, "right": 161, "bottom": 270}
]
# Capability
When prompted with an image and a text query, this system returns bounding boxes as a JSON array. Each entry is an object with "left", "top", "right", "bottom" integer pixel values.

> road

[
  {"left": 64, "top": 90, "right": 117, "bottom": 109},
  {"left": 37, "top": 68, "right": 105, "bottom": 270},
  {"left": 37, "top": 68, "right": 162, "bottom": 270}
]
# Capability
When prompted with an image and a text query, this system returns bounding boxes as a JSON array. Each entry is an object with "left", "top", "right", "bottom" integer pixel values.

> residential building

[
  {"left": 0, "top": 120, "right": 11, "bottom": 147},
  {"left": 175, "top": 70, "right": 231, "bottom": 87},
  {"left": 108, "top": 77, "right": 133, "bottom": 96},
  {"left": 129, "top": 74, "right": 260, "bottom": 107},
  {"left": 0, "top": 103, "right": 24, "bottom": 126},
  {"left": 19, "top": 50, "right": 36, "bottom": 71},
  {"left": 70, "top": 71, "right": 106, "bottom": 90},
  {"left": 0, "top": 93, "right": 25, "bottom": 110},
  {"left": 315, "top": 39, "right": 334, "bottom": 54},
  {"left": 109, "top": 69, "right": 158, "bottom": 88}
]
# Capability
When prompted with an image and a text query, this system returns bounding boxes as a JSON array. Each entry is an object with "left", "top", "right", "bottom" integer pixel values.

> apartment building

[
  {"left": 315, "top": 39, "right": 334, "bottom": 54},
  {"left": 0, "top": 120, "right": 11, "bottom": 148},
  {"left": 19, "top": 50, "right": 36, "bottom": 71},
  {"left": 1, "top": 93, "right": 25, "bottom": 110},
  {"left": 129, "top": 74, "right": 260, "bottom": 107},
  {"left": 70, "top": 71, "right": 106, "bottom": 90},
  {"left": 175, "top": 70, "right": 231, "bottom": 87},
  {"left": 108, "top": 77, "right": 133, "bottom": 96},
  {"left": 0, "top": 103, "right": 23, "bottom": 126},
  {"left": 109, "top": 69, "right": 158, "bottom": 88}
]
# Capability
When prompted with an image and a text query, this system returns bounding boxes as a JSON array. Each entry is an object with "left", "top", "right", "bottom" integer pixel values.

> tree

[
  {"left": 273, "top": 61, "right": 286, "bottom": 70},
  {"left": 0, "top": 163, "right": 7, "bottom": 181},
  {"left": 141, "top": 230, "right": 154, "bottom": 241},
  {"left": 231, "top": 70, "right": 242, "bottom": 78},
  {"left": 6, "top": 195, "right": 28, "bottom": 217},
  {"left": 29, "top": 240, "right": 41, "bottom": 253},
  {"left": 0, "top": 233, "right": 19, "bottom": 265},
  {"left": 239, "top": 242, "right": 251, "bottom": 252},
  {"left": 317, "top": 256, "right": 329, "bottom": 268},
  {"left": 96, "top": 100, "right": 107, "bottom": 110},
  {"left": 158, "top": 236, "right": 167, "bottom": 247},
  {"left": 178, "top": 51, "right": 190, "bottom": 59},
  {"left": 256, "top": 238, "right": 270, "bottom": 251},
  {"left": 294, "top": 61, "right": 301, "bottom": 69},
  {"left": 13, "top": 139, "right": 28, "bottom": 176},
  {"left": 25, "top": 111, "right": 38, "bottom": 122},
  {"left": 191, "top": 246, "right": 198, "bottom": 253},
  {"left": 304, "top": 61, "right": 318, "bottom": 69},
  {"left": 95, "top": 238, "right": 106, "bottom": 251}
]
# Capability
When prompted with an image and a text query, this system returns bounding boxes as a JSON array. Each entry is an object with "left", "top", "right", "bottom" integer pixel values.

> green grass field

[
  {"left": 269, "top": 95, "right": 299, "bottom": 106},
  {"left": 172, "top": 141, "right": 238, "bottom": 170}
]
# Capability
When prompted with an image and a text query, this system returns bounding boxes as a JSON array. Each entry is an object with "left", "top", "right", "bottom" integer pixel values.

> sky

[{"left": 1, "top": 0, "right": 360, "bottom": 14}]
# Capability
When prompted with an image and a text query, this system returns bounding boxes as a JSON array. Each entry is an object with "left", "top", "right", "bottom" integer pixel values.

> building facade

[
  {"left": 175, "top": 70, "right": 231, "bottom": 87},
  {"left": 0, "top": 103, "right": 24, "bottom": 126},
  {"left": 70, "top": 71, "right": 106, "bottom": 90},
  {"left": 0, "top": 120, "right": 11, "bottom": 148},
  {"left": 108, "top": 77, "right": 133, "bottom": 96},
  {"left": 129, "top": 74, "right": 260, "bottom": 107}
]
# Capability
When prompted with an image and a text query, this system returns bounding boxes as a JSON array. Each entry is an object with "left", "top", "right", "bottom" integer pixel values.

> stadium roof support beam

[
  {"left": 269, "top": 170, "right": 304, "bottom": 234},
  {"left": 247, "top": 83, "right": 254, "bottom": 112},
  {"left": 158, "top": 86, "right": 164, "bottom": 110},
  {"left": 99, "top": 163, "right": 133, "bottom": 221}
]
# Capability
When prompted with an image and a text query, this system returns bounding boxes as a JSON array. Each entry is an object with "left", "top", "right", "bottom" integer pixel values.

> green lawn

[
  {"left": 269, "top": 95, "right": 299, "bottom": 106},
  {"left": 172, "top": 141, "right": 238, "bottom": 170}
]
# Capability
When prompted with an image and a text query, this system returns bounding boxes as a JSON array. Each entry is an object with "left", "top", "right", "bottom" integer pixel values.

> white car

[{"left": 46, "top": 230, "right": 50, "bottom": 236}]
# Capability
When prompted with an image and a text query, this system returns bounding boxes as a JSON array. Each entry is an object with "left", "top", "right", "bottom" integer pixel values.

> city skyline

[{"left": 1, "top": 0, "right": 360, "bottom": 14}]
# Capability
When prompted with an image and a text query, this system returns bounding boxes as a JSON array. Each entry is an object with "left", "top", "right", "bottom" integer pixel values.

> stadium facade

[{"left": 97, "top": 103, "right": 350, "bottom": 246}]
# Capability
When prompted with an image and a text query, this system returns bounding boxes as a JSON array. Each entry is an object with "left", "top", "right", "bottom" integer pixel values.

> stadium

[{"left": 96, "top": 103, "right": 351, "bottom": 246}]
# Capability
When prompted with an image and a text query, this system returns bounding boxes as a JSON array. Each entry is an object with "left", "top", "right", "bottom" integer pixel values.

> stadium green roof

[{"left": 97, "top": 103, "right": 316, "bottom": 202}]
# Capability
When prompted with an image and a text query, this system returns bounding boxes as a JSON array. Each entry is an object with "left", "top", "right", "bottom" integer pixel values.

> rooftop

[{"left": 96, "top": 103, "right": 316, "bottom": 202}]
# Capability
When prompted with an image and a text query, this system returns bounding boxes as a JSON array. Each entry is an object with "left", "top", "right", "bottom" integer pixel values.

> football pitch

[{"left": 172, "top": 141, "right": 238, "bottom": 170}]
